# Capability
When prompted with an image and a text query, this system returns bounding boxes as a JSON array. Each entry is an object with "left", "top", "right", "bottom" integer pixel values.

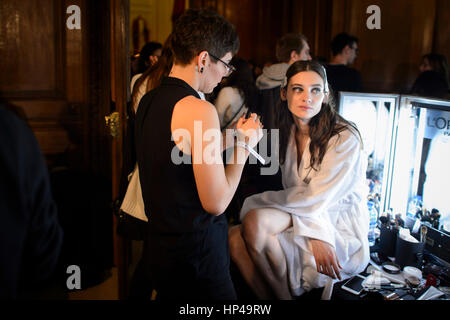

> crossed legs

[{"left": 229, "top": 208, "right": 293, "bottom": 300}]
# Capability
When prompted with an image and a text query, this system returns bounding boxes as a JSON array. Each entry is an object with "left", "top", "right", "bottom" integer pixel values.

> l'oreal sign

[{"left": 424, "top": 109, "right": 450, "bottom": 139}]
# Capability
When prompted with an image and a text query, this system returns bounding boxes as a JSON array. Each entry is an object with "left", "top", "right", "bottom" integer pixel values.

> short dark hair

[
  {"left": 275, "top": 33, "right": 308, "bottom": 63},
  {"left": 171, "top": 9, "right": 240, "bottom": 66},
  {"left": 331, "top": 32, "right": 358, "bottom": 56}
]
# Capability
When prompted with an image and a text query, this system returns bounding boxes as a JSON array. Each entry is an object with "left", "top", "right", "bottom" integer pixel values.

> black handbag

[{"left": 115, "top": 207, "right": 147, "bottom": 241}]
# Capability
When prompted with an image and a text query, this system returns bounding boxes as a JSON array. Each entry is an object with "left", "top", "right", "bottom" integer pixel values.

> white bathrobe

[{"left": 240, "top": 127, "right": 370, "bottom": 299}]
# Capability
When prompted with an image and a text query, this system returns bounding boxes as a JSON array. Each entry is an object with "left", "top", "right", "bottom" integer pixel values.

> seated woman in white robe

[{"left": 229, "top": 60, "right": 370, "bottom": 300}]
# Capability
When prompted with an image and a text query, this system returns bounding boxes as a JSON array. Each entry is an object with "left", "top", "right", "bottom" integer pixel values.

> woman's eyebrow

[{"left": 291, "top": 83, "right": 323, "bottom": 87}]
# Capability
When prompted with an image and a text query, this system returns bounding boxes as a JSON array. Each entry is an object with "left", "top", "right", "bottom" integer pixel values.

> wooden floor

[
  {"left": 67, "top": 267, "right": 119, "bottom": 300},
  {"left": 67, "top": 241, "right": 143, "bottom": 300}
]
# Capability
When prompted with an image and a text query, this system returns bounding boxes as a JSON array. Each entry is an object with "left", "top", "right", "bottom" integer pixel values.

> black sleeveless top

[{"left": 135, "top": 77, "right": 230, "bottom": 282}]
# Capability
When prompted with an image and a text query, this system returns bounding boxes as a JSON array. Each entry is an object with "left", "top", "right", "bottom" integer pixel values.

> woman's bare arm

[{"left": 172, "top": 96, "right": 261, "bottom": 215}]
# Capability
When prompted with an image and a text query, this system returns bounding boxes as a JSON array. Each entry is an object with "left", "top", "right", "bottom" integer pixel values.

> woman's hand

[
  {"left": 236, "top": 113, "right": 264, "bottom": 148},
  {"left": 310, "top": 239, "right": 342, "bottom": 280}
]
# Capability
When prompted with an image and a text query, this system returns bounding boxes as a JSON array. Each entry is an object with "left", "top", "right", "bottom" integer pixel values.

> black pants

[
  {"left": 130, "top": 259, "right": 237, "bottom": 300},
  {"left": 129, "top": 260, "right": 237, "bottom": 301},
  {"left": 128, "top": 258, "right": 153, "bottom": 300}
]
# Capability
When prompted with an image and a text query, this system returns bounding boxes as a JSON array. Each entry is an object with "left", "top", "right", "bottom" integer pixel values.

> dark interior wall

[
  {"left": 332, "top": 0, "right": 440, "bottom": 93},
  {"left": 0, "top": 0, "right": 112, "bottom": 177},
  {"left": 433, "top": 0, "right": 450, "bottom": 58},
  {"left": 0, "top": 0, "right": 448, "bottom": 174},
  {"left": 190, "top": 0, "right": 293, "bottom": 65},
  {"left": 190, "top": 0, "right": 449, "bottom": 93}
]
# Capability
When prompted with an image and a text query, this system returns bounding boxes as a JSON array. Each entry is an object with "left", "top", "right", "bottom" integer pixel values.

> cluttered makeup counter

[
  {"left": 330, "top": 218, "right": 450, "bottom": 301},
  {"left": 232, "top": 93, "right": 450, "bottom": 301},
  {"left": 328, "top": 93, "right": 450, "bottom": 301}
]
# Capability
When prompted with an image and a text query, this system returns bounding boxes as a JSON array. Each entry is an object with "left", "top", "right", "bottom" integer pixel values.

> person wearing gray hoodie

[{"left": 256, "top": 33, "right": 311, "bottom": 90}]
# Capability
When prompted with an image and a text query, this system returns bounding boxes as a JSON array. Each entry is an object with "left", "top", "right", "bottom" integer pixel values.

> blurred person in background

[
  {"left": 325, "top": 32, "right": 363, "bottom": 104},
  {"left": 411, "top": 53, "right": 449, "bottom": 99},
  {"left": 0, "top": 98, "right": 63, "bottom": 299},
  {"left": 214, "top": 57, "right": 259, "bottom": 130},
  {"left": 131, "top": 41, "right": 163, "bottom": 78}
]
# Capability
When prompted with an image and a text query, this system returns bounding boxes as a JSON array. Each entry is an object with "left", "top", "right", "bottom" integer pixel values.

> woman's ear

[
  {"left": 196, "top": 51, "right": 208, "bottom": 69},
  {"left": 280, "top": 87, "right": 287, "bottom": 101},
  {"left": 322, "top": 91, "right": 330, "bottom": 103}
]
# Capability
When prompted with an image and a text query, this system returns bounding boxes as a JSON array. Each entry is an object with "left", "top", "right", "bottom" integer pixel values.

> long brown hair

[
  {"left": 277, "top": 60, "right": 362, "bottom": 170},
  {"left": 131, "top": 35, "right": 174, "bottom": 113}
]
